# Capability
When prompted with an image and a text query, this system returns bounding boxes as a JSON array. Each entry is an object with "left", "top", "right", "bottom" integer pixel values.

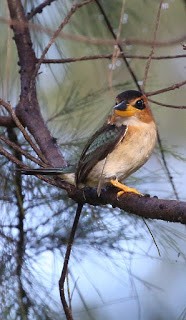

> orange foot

[{"left": 110, "top": 179, "right": 143, "bottom": 198}]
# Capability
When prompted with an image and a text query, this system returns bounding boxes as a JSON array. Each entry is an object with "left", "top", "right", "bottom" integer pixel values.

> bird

[{"left": 19, "top": 90, "right": 157, "bottom": 197}]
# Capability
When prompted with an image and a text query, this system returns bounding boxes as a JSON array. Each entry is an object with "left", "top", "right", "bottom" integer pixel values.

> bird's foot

[{"left": 110, "top": 179, "right": 143, "bottom": 198}]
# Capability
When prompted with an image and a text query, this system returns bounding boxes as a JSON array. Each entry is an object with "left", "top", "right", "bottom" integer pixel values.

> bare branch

[
  {"left": 0, "top": 135, "right": 46, "bottom": 167},
  {"left": 6, "top": 0, "right": 67, "bottom": 167},
  {"left": 142, "top": 0, "right": 163, "bottom": 91},
  {"left": 66, "top": 186, "right": 186, "bottom": 224},
  {"left": 59, "top": 203, "right": 83, "bottom": 320},
  {"left": 0, "top": 115, "right": 16, "bottom": 127},
  {"left": 95, "top": 0, "right": 141, "bottom": 91},
  {"left": 0, "top": 99, "right": 47, "bottom": 163},
  {"left": 40, "top": 53, "right": 186, "bottom": 64},
  {"left": 27, "top": 0, "right": 56, "bottom": 20},
  {"left": 35, "top": 0, "right": 96, "bottom": 79},
  {"left": 147, "top": 80, "right": 186, "bottom": 96},
  {"left": 0, "top": 144, "right": 25, "bottom": 167},
  {"left": 149, "top": 98, "right": 186, "bottom": 109},
  {"left": 157, "top": 132, "right": 179, "bottom": 200},
  {"left": 1, "top": 16, "right": 186, "bottom": 48}
]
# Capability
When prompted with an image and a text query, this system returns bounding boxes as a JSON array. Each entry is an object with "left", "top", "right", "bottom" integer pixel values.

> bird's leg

[{"left": 110, "top": 179, "right": 143, "bottom": 197}]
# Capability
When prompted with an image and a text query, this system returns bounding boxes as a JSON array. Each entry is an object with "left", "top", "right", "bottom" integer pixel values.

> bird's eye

[{"left": 135, "top": 99, "right": 145, "bottom": 110}]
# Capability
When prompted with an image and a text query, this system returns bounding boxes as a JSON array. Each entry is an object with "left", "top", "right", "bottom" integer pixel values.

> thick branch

[
  {"left": 65, "top": 185, "right": 186, "bottom": 224},
  {"left": 7, "top": 0, "right": 66, "bottom": 167}
]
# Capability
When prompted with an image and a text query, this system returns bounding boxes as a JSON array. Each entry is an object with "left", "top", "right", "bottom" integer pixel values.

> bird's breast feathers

[{"left": 86, "top": 120, "right": 157, "bottom": 186}]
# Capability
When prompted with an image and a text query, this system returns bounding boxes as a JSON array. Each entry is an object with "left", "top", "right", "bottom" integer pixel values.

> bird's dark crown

[{"left": 116, "top": 90, "right": 143, "bottom": 102}]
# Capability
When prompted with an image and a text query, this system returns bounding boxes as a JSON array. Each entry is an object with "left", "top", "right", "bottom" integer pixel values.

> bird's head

[{"left": 113, "top": 90, "right": 152, "bottom": 123}]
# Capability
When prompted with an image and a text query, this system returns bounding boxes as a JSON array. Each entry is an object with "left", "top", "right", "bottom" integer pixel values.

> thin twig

[
  {"left": 33, "top": 0, "right": 95, "bottom": 81},
  {"left": 95, "top": 0, "right": 141, "bottom": 91},
  {"left": 142, "top": 0, "right": 163, "bottom": 91},
  {"left": 142, "top": 218, "right": 161, "bottom": 256},
  {"left": 0, "top": 143, "right": 63, "bottom": 189},
  {"left": 59, "top": 203, "right": 83, "bottom": 320},
  {"left": 0, "top": 99, "right": 47, "bottom": 163},
  {"left": 0, "top": 135, "right": 46, "bottom": 166},
  {"left": 149, "top": 98, "right": 186, "bottom": 109},
  {"left": 7, "top": 128, "right": 29, "bottom": 318},
  {"left": 108, "top": 0, "right": 126, "bottom": 89},
  {"left": 27, "top": 0, "right": 56, "bottom": 20},
  {"left": 1, "top": 16, "right": 186, "bottom": 47},
  {"left": 0, "top": 144, "right": 27, "bottom": 167},
  {"left": 40, "top": 53, "right": 186, "bottom": 64},
  {"left": 146, "top": 79, "right": 186, "bottom": 96},
  {"left": 157, "top": 132, "right": 179, "bottom": 200}
]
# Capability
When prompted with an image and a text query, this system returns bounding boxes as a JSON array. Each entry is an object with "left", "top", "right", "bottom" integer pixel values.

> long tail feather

[
  {"left": 16, "top": 166, "right": 76, "bottom": 185},
  {"left": 17, "top": 168, "right": 64, "bottom": 175}
]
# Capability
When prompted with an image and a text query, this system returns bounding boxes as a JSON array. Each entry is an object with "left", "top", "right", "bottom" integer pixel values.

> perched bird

[{"left": 20, "top": 90, "right": 157, "bottom": 196}]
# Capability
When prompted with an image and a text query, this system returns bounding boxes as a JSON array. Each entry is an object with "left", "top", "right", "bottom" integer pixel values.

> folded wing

[{"left": 76, "top": 124, "right": 127, "bottom": 185}]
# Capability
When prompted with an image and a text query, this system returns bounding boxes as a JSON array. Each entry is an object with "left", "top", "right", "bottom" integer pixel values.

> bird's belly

[{"left": 86, "top": 123, "right": 157, "bottom": 186}]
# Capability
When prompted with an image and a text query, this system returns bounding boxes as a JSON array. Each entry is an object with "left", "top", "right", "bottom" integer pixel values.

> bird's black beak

[{"left": 114, "top": 100, "right": 127, "bottom": 111}]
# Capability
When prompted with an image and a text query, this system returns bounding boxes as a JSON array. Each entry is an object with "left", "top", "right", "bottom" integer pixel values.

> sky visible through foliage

[{"left": 1, "top": 0, "right": 186, "bottom": 319}]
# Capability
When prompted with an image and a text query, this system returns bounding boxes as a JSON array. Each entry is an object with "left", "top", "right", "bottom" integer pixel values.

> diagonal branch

[
  {"left": 95, "top": 0, "right": 141, "bottom": 91},
  {"left": 27, "top": 0, "right": 57, "bottom": 20},
  {"left": 0, "top": 135, "right": 46, "bottom": 167},
  {"left": 149, "top": 98, "right": 186, "bottom": 109},
  {"left": 147, "top": 79, "right": 186, "bottom": 96},
  {"left": 142, "top": 0, "right": 163, "bottom": 91},
  {"left": 34, "top": 0, "right": 96, "bottom": 81},
  {"left": 0, "top": 99, "right": 47, "bottom": 162},
  {"left": 0, "top": 115, "right": 16, "bottom": 127}
]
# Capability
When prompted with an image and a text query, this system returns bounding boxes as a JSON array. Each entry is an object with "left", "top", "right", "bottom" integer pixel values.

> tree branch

[
  {"left": 7, "top": 0, "right": 66, "bottom": 167},
  {"left": 59, "top": 203, "right": 83, "bottom": 320},
  {"left": 142, "top": 0, "right": 163, "bottom": 91},
  {"left": 149, "top": 98, "right": 186, "bottom": 109},
  {"left": 34, "top": 0, "right": 96, "bottom": 84},
  {"left": 147, "top": 79, "right": 186, "bottom": 96},
  {"left": 1, "top": 15, "right": 186, "bottom": 48},
  {"left": 27, "top": 0, "right": 57, "bottom": 20},
  {"left": 65, "top": 185, "right": 186, "bottom": 225},
  {"left": 0, "top": 115, "right": 16, "bottom": 127},
  {"left": 40, "top": 53, "right": 186, "bottom": 64},
  {"left": 0, "top": 135, "right": 46, "bottom": 167},
  {"left": 95, "top": 0, "right": 141, "bottom": 91}
]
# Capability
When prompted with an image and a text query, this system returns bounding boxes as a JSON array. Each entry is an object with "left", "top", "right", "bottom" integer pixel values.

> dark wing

[{"left": 76, "top": 124, "right": 127, "bottom": 185}]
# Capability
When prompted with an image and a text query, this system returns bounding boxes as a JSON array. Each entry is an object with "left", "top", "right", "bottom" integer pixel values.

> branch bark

[
  {"left": 0, "top": 115, "right": 16, "bottom": 127},
  {"left": 63, "top": 184, "right": 186, "bottom": 225},
  {"left": 7, "top": 0, "right": 66, "bottom": 167}
]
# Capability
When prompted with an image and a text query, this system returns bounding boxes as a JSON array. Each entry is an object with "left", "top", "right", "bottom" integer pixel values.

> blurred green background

[{"left": 1, "top": 0, "right": 186, "bottom": 319}]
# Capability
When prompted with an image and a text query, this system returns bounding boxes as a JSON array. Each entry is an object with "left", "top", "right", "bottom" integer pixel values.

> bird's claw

[{"left": 110, "top": 179, "right": 143, "bottom": 199}]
